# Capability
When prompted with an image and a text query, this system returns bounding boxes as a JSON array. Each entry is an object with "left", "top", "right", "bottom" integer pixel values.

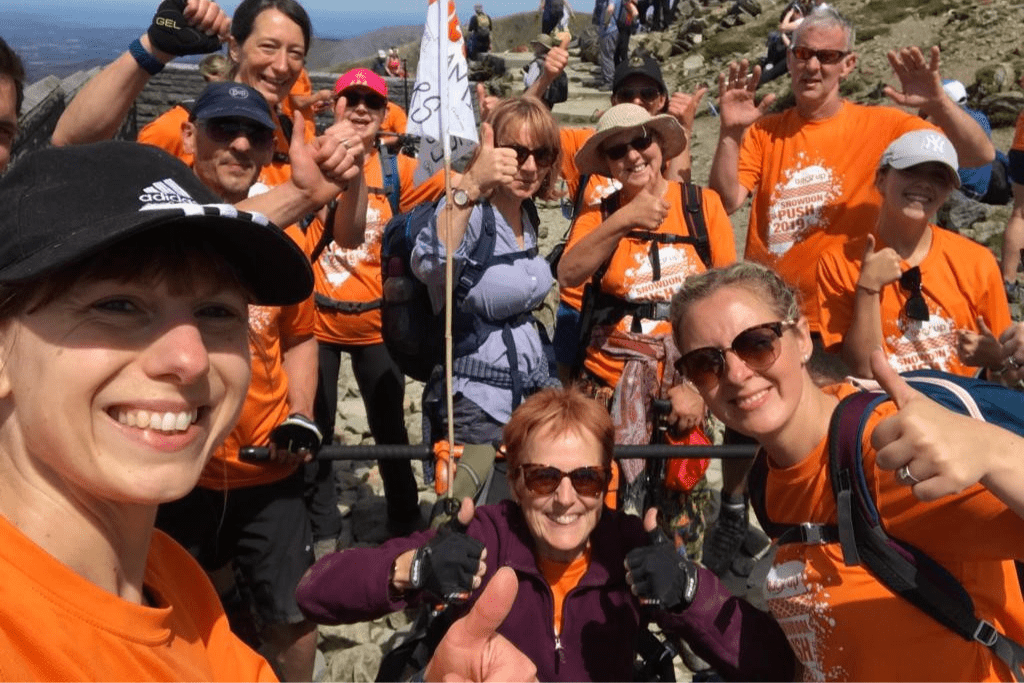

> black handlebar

[{"left": 239, "top": 443, "right": 758, "bottom": 462}]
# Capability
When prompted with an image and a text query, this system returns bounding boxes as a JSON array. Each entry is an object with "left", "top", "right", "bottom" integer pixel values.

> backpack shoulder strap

[
  {"left": 680, "top": 182, "right": 712, "bottom": 268},
  {"left": 380, "top": 145, "right": 401, "bottom": 217},
  {"left": 454, "top": 203, "right": 498, "bottom": 300}
]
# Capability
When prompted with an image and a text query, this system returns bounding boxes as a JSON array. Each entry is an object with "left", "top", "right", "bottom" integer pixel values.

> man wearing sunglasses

[{"left": 703, "top": 5, "right": 995, "bottom": 580}]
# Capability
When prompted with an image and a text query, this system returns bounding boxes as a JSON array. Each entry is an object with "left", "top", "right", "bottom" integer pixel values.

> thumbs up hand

[
  {"left": 463, "top": 122, "right": 519, "bottom": 199},
  {"left": 957, "top": 316, "right": 1003, "bottom": 370},
  {"left": 624, "top": 509, "right": 698, "bottom": 611},
  {"left": 870, "top": 348, "right": 990, "bottom": 500},
  {"left": 857, "top": 234, "right": 902, "bottom": 294}
]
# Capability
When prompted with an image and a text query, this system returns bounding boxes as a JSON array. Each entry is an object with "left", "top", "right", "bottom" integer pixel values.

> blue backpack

[{"left": 749, "top": 370, "right": 1024, "bottom": 680}]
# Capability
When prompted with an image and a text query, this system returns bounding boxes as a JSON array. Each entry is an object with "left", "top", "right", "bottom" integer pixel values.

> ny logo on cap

[
  {"left": 229, "top": 86, "right": 250, "bottom": 99},
  {"left": 922, "top": 133, "right": 947, "bottom": 154}
]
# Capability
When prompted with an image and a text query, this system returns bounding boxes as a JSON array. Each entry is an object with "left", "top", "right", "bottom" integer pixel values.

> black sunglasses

[
  {"left": 340, "top": 90, "right": 388, "bottom": 110},
  {"left": 501, "top": 143, "right": 557, "bottom": 168},
  {"left": 899, "top": 266, "right": 929, "bottom": 321},
  {"left": 602, "top": 134, "right": 654, "bottom": 161},
  {"left": 516, "top": 463, "right": 611, "bottom": 497},
  {"left": 615, "top": 86, "right": 661, "bottom": 103},
  {"left": 676, "top": 321, "right": 797, "bottom": 391},
  {"left": 200, "top": 118, "right": 275, "bottom": 149},
  {"left": 790, "top": 46, "right": 850, "bottom": 65}
]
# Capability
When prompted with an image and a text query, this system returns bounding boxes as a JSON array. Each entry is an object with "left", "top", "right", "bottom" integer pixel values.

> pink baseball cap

[{"left": 334, "top": 68, "right": 388, "bottom": 97}]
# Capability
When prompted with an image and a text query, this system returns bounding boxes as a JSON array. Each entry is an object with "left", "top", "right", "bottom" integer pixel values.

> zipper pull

[{"left": 554, "top": 632, "right": 566, "bottom": 664}]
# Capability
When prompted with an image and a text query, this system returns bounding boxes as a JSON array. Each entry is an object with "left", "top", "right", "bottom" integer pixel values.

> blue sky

[{"left": 8, "top": 0, "right": 535, "bottom": 37}]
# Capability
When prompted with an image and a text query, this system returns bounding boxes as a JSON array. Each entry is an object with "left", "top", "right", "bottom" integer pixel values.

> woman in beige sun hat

[{"left": 557, "top": 102, "right": 737, "bottom": 552}]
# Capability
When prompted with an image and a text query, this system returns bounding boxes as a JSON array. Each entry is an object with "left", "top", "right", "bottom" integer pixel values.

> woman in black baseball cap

[{"left": 0, "top": 141, "right": 311, "bottom": 679}]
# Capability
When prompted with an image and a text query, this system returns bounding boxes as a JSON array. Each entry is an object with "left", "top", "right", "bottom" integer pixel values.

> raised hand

[
  {"left": 409, "top": 497, "right": 487, "bottom": 603},
  {"left": 287, "top": 109, "right": 362, "bottom": 207},
  {"left": 957, "top": 316, "right": 1003, "bottom": 369},
  {"left": 857, "top": 234, "right": 902, "bottom": 293},
  {"left": 666, "top": 381, "right": 705, "bottom": 434},
  {"left": 463, "top": 122, "right": 519, "bottom": 199},
  {"left": 476, "top": 84, "right": 501, "bottom": 124},
  {"left": 998, "top": 322, "right": 1024, "bottom": 385},
  {"left": 621, "top": 186, "right": 669, "bottom": 230},
  {"left": 544, "top": 35, "right": 570, "bottom": 80},
  {"left": 667, "top": 87, "right": 708, "bottom": 138},
  {"left": 624, "top": 508, "right": 698, "bottom": 610},
  {"left": 148, "top": 0, "right": 228, "bottom": 57},
  {"left": 883, "top": 45, "right": 944, "bottom": 111},
  {"left": 717, "top": 60, "right": 776, "bottom": 135},
  {"left": 424, "top": 567, "right": 538, "bottom": 682}
]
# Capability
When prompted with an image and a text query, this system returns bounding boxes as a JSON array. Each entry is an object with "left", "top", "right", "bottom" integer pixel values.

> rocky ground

[{"left": 313, "top": 1, "right": 1024, "bottom": 678}]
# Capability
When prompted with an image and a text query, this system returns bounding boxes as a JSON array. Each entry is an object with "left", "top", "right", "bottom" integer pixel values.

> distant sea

[{"left": 5, "top": 9, "right": 424, "bottom": 84}]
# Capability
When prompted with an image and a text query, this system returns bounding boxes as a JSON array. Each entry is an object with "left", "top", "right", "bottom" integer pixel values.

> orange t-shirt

[
  {"left": 137, "top": 101, "right": 311, "bottom": 190},
  {"left": 381, "top": 101, "right": 408, "bottom": 136},
  {"left": 568, "top": 183, "right": 736, "bottom": 386},
  {"left": 737, "top": 101, "right": 936, "bottom": 332},
  {"left": 558, "top": 126, "right": 621, "bottom": 311},
  {"left": 308, "top": 151, "right": 444, "bottom": 346},
  {"left": 763, "top": 383, "right": 1024, "bottom": 682},
  {"left": 199, "top": 225, "right": 315, "bottom": 490},
  {"left": 536, "top": 549, "right": 591, "bottom": 636},
  {"left": 817, "top": 225, "right": 1011, "bottom": 375},
  {"left": 0, "top": 518, "right": 275, "bottom": 681}
]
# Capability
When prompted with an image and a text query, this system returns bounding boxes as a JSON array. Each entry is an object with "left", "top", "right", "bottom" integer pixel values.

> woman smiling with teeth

[{"left": 556, "top": 103, "right": 736, "bottom": 546}]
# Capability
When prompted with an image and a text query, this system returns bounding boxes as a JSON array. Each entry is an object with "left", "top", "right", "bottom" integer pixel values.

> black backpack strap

[
  {"left": 829, "top": 390, "right": 1024, "bottom": 680},
  {"left": 380, "top": 145, "right": 401, "bottom": 217},
  {"left": 309, "top": 199, "right": 339, "bottom": 262},
  {"left": 273, "top": 109, "right": 292, "bottom": 165},
  {"left": 681, "top": 182, "right": 712, "bottom": 268},
  {"left": 314, "top": 293, "right": 383, "bottom": 314}
]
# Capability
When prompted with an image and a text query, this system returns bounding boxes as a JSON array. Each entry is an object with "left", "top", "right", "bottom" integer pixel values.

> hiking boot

[{"left": 703, "top": 493, "right": 755, "bottom": 576}]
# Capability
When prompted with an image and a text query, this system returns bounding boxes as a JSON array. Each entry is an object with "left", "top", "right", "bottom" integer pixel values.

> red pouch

[{"left": 663, "top": 427, "right": 711, "bottom": 492}]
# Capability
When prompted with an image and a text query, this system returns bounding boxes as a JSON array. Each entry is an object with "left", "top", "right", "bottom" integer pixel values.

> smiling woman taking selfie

[{"left": 0, "top": 141, "right": 314, "bottom": 680}]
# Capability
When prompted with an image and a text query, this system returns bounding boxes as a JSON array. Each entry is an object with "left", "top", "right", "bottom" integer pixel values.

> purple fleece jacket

[{"left": 296, "top": 501, "right": 794, "bottom": 681}]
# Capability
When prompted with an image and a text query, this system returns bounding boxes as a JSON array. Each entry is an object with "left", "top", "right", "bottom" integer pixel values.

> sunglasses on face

[
  {"left": 790, "top": 46, "right": 850, "bottom": 65},
  {"left": 899, "top": 266, "right": 929, "bottom": 321},
  {"left": 200, "top": 118, "right": 275, "bottom": 149},
  {"left": 516, "top": 463, "right": 611, "bottom": 497},
  {"left": 501, "top": 143, "right": 557, "bottom": 168},
  {"left": 615, "top": 86, "right": 661, "bottom": 103},
  {"left": 675, "top": 320, "right": 797, "bottom": 391},
  {"left": 340, "top": 90, "right": 388, "bottom": 110},
  {"left": 602, "top": 134, "right": 654, "bottom": 161}
]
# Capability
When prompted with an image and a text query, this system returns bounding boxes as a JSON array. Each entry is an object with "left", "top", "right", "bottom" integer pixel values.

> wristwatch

[{"left": 451, "top": 187, "right": 471, "bottom": 208}]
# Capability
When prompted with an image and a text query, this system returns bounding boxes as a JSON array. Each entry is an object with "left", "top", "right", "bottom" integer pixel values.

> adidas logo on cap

[{"left": 139, "top": 178, "right": 198, "bottom": 207}]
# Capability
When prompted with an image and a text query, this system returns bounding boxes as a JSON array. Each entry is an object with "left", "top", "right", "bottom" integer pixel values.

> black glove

[
  {"left": 147, "top": 0, "right": 222, "bottom": 56},
  {"left": 625, "top": 528, "right": 698, "bottom": 611},
  {"left": 269, "top": 414, "right": 323, "bottom": 456},
  {"left": 409, "top": 518, "right": 485, "bottom": 604}
]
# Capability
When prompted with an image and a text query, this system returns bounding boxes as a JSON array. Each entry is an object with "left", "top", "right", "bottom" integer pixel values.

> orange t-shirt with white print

[
  {"left": 309, "top": 150, "right": 444, "bottom": 346},
  {"left": 558, "top": 126, "right": 621, "bottom": 311},
  {"left": 0, "top": 518, "right": 275, "bottom": 681},
  {"left": 569, "top": 183, "right": 736, "bottom": 386},
  {"left": 137, "top": 102, "right": 311, "bottom": 190},
  {"left": 762, "top": 383, "right": 1024, "bottom": 682},
  {"left": 817, "top": 225, "right": 1011, "bottom": 375},
  {"left": 737, "top": 101, "right": 937, "bottom": 332},
  {"left": 199, "top": 224, "right": 315, "bottom": 490}
]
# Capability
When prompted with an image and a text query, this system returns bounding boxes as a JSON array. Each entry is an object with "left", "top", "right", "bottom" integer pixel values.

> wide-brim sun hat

[
  {"left": 0, "top": 141, "right": 314, "bottom": 306},
  {"left": 574, "top": 103, "right": 685, "bottom": 178}
]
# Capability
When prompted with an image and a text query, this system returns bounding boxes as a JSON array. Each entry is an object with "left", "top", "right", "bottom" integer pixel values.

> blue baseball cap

[{"left": 189, "top": 82, "right": 276, "bottom": 130}]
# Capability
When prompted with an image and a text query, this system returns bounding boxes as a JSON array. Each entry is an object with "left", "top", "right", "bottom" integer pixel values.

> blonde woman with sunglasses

[
  {"left": 296, "top": 386, "right": 795, "bottom": 682},
  {"left": 670, "top": 261, "right": 1024, "bottom": 681}
]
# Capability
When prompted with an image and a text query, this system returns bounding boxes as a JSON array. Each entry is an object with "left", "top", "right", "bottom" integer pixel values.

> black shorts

[{"left": 156, "top": 468, "right": 313, "bottom": 625}]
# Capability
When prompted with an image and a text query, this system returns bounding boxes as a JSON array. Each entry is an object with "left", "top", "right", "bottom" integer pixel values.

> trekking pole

[
  {"left": 238, "top": 442, "right": 758, "bottom": 462},
  {"left": 403, "top": 60, "right": 410, "bottom": 112}
]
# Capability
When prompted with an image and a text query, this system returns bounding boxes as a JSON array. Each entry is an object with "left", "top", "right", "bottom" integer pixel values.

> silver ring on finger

[
  {"left": 896, "top": 464, "right": 920, "bottom": 486},
  {"left": 340, "top": 138, "right": 350, "bottom": 149},
  {"left": 1008, "top": 356, "right": 1022, "bottom": 370}
]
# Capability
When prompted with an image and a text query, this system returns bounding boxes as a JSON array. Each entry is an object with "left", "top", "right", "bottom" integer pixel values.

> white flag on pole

[{"left": 406, "top": 0, "right": 479, "bottom": 185}]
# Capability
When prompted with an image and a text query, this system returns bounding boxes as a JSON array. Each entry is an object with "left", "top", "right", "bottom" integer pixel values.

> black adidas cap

[{"left": 0, "top": 141, "right": 313, "bottom": 306}]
